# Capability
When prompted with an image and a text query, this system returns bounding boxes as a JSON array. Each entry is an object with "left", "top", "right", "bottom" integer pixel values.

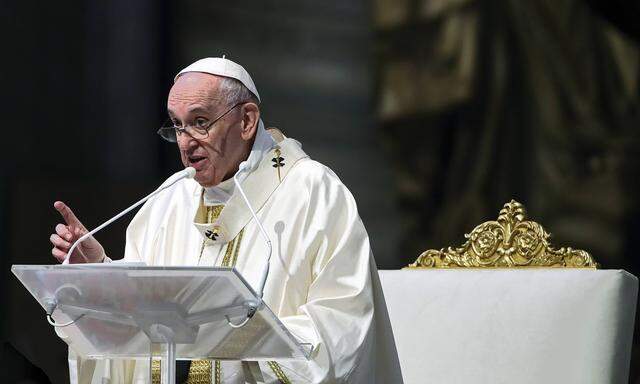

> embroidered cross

[
  {"left": 272, "top": 152, "right": 285, "bottom": 168},
  {"left": 205, "top": 229, "right": 219, "bottom": 241},
  {"left": 272, "top": 148, "right": 285, "bottom": 182}
]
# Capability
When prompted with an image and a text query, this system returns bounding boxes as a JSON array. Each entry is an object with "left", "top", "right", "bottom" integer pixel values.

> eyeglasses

[{"left": 157, "top": 102, "right": 245, "bottom": 143}]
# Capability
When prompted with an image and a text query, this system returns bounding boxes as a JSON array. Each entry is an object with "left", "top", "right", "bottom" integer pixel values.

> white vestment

[{"left": 66, "top": 131, "right": 402, "bottom": 383}]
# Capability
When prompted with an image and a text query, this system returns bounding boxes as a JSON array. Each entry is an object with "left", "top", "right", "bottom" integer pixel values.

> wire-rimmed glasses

[{"left": 157, "top": 102, "right": 245, "bottom": 143}]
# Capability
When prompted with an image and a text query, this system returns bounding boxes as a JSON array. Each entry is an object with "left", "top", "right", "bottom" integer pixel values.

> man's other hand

[{"left": 50, "top": 201, "right": 106, "bottom": 263}]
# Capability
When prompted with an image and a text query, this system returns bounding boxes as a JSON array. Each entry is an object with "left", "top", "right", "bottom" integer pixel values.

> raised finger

[
  {"left": 50, "top": 234, "right": 71, "bottom": 250},
  {"left": 55, "top": 223, "right": 73, "bottom": 241},
  {"left": 54, "top": 201, "right": 83, "bottom": 228}
]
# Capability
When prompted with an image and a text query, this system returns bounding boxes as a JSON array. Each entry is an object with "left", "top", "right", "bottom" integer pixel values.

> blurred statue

[{"left": 375, "top": 0, "right": 639, "bottom": 266}]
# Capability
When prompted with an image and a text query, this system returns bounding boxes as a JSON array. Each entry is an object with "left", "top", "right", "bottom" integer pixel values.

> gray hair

[{"left": 217, "top": 76, "right": 259, "bottom": 105}]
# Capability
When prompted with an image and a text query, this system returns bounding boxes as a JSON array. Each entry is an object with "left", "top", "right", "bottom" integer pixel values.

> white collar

[
  {"left": 192, "top": 134, "right": 310, "bottom": 244},
  {"left": 203, "top": 119, "right": 275, "bottom": 205}
]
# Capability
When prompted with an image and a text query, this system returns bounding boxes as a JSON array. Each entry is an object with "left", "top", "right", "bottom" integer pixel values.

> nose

[{"left": 176, "top": 132, "right": 198, "bottom": 151}]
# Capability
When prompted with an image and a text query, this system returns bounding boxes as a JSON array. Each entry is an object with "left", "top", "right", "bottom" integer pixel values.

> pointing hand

[{"left": 50, "top": 201, "right": 106, "bottom": 263}]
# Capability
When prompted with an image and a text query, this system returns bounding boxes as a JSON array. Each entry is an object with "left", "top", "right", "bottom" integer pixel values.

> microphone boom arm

[{"left": 62, "top": 167, "right": 196, "bottom": 264}]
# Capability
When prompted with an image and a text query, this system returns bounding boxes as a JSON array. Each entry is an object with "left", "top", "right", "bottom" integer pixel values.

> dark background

[{"left": 0, "top": 0, "right": 638, "bottom": 383}]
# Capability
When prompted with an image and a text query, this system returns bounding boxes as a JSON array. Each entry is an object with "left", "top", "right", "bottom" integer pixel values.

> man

[{"left": 50, "top": 57, "right": 401, "bottom": 383}]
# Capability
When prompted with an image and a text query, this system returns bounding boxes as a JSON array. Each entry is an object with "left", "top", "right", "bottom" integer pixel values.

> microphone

[
  {"left": 233, "top": 161, "right": 272, "bottom": 299},
  {"left": 62, "top": 167, "right": 196, "bottom": 265}
]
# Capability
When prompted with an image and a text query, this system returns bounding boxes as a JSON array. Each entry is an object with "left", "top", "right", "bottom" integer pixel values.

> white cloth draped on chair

[{"left": 379, "top": 201, "right": 638, "bottom": 384}]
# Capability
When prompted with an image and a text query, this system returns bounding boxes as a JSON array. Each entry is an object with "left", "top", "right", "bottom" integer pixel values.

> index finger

[{"left": 54, "top": 201, "right": 83, "bottom": 228}]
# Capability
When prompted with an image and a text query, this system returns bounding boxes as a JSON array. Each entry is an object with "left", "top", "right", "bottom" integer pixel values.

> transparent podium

[{"left": 12, "top": 264, "right": 312, "bottom": 383}]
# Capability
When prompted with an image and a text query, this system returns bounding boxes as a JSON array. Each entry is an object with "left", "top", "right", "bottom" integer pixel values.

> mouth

[{"left": 187, "top": 155, "right": 208, "bottom": 170}]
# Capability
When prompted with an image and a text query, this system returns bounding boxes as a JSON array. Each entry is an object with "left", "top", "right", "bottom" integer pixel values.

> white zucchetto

[{"left": 175, "top": 57, "right": 261, "bottom": 102}]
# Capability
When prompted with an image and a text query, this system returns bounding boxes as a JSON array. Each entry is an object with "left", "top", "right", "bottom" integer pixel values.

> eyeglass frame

[{"left": 157, "top": 101, "right": 248, "bottom": 142}]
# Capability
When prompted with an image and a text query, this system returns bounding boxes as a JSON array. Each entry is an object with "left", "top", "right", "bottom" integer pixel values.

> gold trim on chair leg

[{"left": 407, "top": 200, "right": 598, "bottom": 269}]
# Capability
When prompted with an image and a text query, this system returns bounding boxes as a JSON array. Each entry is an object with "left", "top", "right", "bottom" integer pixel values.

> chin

[
  {"left": 195, "top": 178, "right": 214, "bottom": 188},
  {"left": 194, "top": 173, "right": 217, "bottom": 188}
]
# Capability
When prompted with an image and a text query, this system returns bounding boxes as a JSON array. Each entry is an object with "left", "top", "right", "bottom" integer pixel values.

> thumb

[{"left": 54, "top": 201, "right": 85, "bottom": 229}]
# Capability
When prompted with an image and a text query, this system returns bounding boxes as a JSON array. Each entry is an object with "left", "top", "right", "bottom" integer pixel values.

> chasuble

[{"left": 65, "top": 132, "right": 402, "bottom": 383}]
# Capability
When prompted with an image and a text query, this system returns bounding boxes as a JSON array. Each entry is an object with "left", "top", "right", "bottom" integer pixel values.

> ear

[{"left": 240, "top": 103, "right": 260, "bottom": 141}]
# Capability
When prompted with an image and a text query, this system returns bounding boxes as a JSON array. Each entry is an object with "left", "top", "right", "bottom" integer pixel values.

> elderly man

[{"left": 50, "top": 57, "right": 401, "bottom": 384}]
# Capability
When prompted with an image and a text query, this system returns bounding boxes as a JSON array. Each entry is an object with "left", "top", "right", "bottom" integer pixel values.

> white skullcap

[{"left": 175, "top": 57, "right": 260, "bottom": 102}]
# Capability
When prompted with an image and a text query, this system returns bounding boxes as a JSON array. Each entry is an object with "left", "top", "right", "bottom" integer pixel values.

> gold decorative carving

[{"left": 408, "top": 200, "right": 598, "bottom": 269}]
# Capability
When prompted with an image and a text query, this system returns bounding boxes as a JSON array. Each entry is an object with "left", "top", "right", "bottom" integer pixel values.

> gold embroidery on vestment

[
  {"left": 150, "top": 359, "right": 212, "bottom": 384},
  {"left": 151, "top": 360, "right": 161, "bottom": 384},
  {"left": 267, "top": 361, "right": 293, "bottom": 384},
  {"left": 214, "top": 360, "right": 221, "bottom": 384},
  {"left": 198, "top": 205, "right": 224, "bottom": 264},
  {"left": 187, "top": 360, "right": 213, "bottom": 384}
]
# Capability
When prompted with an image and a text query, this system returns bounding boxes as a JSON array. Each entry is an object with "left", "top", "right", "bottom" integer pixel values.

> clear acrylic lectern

[{"left": 12, "top": 264, "right": 312, "bottom": 383}]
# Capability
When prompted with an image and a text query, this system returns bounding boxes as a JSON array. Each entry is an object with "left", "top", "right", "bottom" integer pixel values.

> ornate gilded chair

[{"left": 379, "top": 201, "right": 638, "bottom": 383}]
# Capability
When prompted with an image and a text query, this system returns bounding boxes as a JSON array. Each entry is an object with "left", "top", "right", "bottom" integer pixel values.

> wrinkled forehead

[{"left": 167, "top": 72, "right": 226, "bottom": 112}]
